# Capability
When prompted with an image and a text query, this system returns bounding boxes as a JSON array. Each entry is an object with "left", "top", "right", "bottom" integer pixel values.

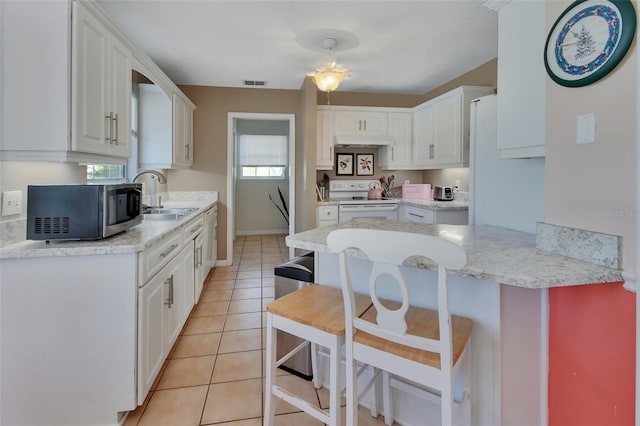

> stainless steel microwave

[{"left": 27, "top": 183, "right": 143, "bottom": 241}]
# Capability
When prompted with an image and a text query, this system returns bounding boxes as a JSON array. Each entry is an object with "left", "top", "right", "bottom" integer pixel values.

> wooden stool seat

[
  {"left": 264, "top": 284, "right": 372, "bottom": 426},
  {"left": 267, "top": 284, "right": 372, "bottom": 334},
  {"left": 357, "top": 304, "right": 473, "bottom": 369}
]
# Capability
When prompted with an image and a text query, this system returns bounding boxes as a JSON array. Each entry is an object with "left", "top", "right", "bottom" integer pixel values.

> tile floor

[{"left": 125, "top": 234, "right": 390, "bottom": 426}]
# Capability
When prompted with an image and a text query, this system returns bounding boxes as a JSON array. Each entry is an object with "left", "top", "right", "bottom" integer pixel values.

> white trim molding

[{"left": 622, "top": 271, "right": 637, "bottom": 293}]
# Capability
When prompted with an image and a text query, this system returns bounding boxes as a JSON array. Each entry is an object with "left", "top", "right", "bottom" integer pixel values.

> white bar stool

[{"left": 264, "top": 284, "right": 372, "bottom": 426}]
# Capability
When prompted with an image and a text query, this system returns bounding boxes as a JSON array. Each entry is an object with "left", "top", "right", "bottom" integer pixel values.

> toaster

[{"left": 433, "top": 186, "right": 454, "bottom": 201}]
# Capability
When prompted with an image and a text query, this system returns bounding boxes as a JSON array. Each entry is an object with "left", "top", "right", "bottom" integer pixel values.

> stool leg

[
  {"left": 382, "top": 371, "right": 392, "bottom": 425},
  {"left": 345, "top": 344, "right": 357, "bottom": 426},
  {"left": 329, "top": 337, "right": 341, "bottom": 426},
  {"left": 263, "top": 313, "right": 276, "bottom": 426},
  {"left": 311, "top": 342, "right": 320, "bottom": 389},
  {"left": 369, "top": 365, "right": 378, "bottom": 418}
]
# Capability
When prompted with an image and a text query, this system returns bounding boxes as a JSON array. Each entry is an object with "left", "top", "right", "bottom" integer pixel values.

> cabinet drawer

[
  {"left": 318, "top": 205, "right": 338, "bottom": 220},
  {"left": 404, "top": 206, "right": 434, "bottom": 224},
  {"left": 183, "top": 215, "right": 204, "bottom": 240},
  {"left": 140, "top": 228, "right": 182, "bottom": 283}
]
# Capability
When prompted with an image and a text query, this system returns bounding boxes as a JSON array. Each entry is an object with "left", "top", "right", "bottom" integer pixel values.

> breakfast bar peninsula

[{"left": 285, "top": 218, "right": 624, "bottom": 426}]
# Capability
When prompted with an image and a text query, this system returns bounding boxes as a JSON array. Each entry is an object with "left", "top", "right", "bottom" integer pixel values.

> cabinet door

[
  {"left": 72, "top": 1, "right": 109, "bottom": 154},
  {"left": 360, "top": 111, "right": 387, "bottom": 135},
  {"left": 334, "top": 110, "right": 387, "bottom": 136},
  {"left": 412, "top": 105, "right": 436, "bottom": 168},
  {"left": 316, "top": 110, "right": 334, "bottom": 169},
  {"left": 497, "top": 1, "right": 546, "bottom": 157},
  {"left": 433, "top": 92, "right": 462, "bottom": 165},
  {"left": 107, "top": 35, "right": 132, "bottom": 157},
  {"left": 181, "top": 243, "right": 196, "bottom": 321},
  {"left": 381, "top": 112, "right": 412, "bottom": 169},
  {"left": 164, "top": 255, "right": 183, "bottom": 351},
  {"left": 137, "top": 268, "right": 167, "bottom": 405},
  {"left": 172, "top": 95, "right": 193, "bottom": 167}
]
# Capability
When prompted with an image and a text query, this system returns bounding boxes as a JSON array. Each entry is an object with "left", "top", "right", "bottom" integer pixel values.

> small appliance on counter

[
  {"left": 433, "top": 186, "right": 454, "bottom": 201},
  {"left": 27, "top": 183, "right": 143, "bottom": 241},
  {"left": 367, "top": 182, "right": 382, "bottom": 200}
]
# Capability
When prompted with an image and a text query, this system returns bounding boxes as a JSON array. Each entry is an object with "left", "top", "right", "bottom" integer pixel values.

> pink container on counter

[{"left": 402, "top": 184, "right": 431, "bottom": 199}]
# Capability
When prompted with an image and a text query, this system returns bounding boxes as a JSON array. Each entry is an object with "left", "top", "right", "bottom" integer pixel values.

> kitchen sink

[{"left": 142, "top": 207, "right": 199, "bottom": 220}]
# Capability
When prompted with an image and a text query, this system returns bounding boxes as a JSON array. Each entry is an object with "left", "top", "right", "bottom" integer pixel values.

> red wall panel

[{"left": 549, "top": 282, "right": 635, "bottom": 426}]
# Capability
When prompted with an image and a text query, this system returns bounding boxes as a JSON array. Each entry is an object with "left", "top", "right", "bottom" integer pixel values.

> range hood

[{"left": 334, "top": 134, "right": 395, "bottom": 147}]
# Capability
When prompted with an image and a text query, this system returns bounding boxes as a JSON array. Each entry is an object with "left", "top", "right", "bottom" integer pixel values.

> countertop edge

[
  {"left": 0, "top": 200, "right": 217, "bottom": 260},
  {"left": 285, "top": 220, "right": 624, "bottom": 290}
]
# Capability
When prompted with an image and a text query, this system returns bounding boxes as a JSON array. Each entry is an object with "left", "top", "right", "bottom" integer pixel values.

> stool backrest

[{"left": 327, "top": 228, "right": 467, "bottom": 370}]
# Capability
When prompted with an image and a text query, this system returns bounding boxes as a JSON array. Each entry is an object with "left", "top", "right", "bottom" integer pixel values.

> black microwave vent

[{"left": 34, "top": 216, "right": 70, "bottom": 235}]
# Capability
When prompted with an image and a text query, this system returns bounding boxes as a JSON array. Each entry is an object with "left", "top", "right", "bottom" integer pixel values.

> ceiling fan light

[{"left": 308, "top": 63, "right": 350, "bottom": 92}]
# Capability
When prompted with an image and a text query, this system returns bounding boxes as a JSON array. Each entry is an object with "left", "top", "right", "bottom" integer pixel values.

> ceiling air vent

[{"left": 243, "top": 80, "right": 266, "bottom": 87}]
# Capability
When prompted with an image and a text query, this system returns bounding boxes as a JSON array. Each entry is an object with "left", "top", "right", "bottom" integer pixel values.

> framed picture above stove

[
  {"left": 356, "top": 154, "right": 374, "bottom": 176},
  {"left": 336, "top": 153, "right": 354, "bottom": 175}
]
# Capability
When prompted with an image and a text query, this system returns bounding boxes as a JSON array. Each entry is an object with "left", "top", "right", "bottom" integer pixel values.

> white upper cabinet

[
  {"left": 379, "top": 112, "right": 412, "bottom": 169},
  {"left": 316, "top": 109, "right": 335, "bottom": 170},
  {"left": 172, "top": 94, "right": 194, "bottom": 168},
  {"left": 72, "top": 1, "right": 131, "bottom": 158},
  {"left": 138, "top": 84, "right": 195, "bottom": 169},
  {"left": 496, "top": 1, "right": 546, "bottom": 158},
  {"left": 412, "top": 86, "right": 493, "bottom": 169},
  {"left": 0, "top": 0, "right": 193, "bottom": 164},
  {"left": 334, "top": 110, "right": 387, "bottom": 136}
]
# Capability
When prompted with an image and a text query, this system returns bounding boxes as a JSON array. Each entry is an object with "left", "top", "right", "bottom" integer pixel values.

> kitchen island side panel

[
  {"left": 1, "top": 253, "right": 137, "bottom": 426},
  {"left": 548, "top": 282, "right": 635, "bottom": 426}
]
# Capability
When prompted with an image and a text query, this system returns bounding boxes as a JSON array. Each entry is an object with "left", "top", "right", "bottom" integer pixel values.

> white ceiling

[{"left": 98, "top": 0, "right": 498, "bottom": 95}]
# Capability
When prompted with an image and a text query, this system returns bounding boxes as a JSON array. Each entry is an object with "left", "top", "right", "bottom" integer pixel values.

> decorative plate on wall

[{"left": 544, "top": 0, "right": 636, "bottom": 87}]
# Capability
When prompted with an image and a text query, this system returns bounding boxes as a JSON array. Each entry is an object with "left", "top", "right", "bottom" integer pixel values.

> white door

[
  {"left": 164, "top": 255, "right": 183, "bottom": 351},
  {"left": 433, "top": 92, "right": 462, "bottom": 165}
]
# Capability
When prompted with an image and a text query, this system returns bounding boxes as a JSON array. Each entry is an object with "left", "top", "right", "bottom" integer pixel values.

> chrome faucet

[{"left": 132, "top": 170, "right": 167, "bottom": 210}]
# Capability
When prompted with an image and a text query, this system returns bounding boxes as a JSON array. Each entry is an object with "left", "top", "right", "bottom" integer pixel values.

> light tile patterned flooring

[{"left": 125, "top": 234, "right": 389, "bottom": 426}]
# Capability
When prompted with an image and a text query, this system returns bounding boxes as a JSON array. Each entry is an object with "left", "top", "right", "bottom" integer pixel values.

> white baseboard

[
  {"left": 236, "top": 229, "right": 288, "bottom": 236},
  {"left": 622, "top": 271, "right": 637, "bottom": 293}
]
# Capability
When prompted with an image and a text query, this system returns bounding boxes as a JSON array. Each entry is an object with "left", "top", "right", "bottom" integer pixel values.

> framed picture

[
  {"left": 356, "top": 154, "right": 374, "bottom": 176},
  {"left": 336, "top": 153, "right": 354, "bottom": 176}
]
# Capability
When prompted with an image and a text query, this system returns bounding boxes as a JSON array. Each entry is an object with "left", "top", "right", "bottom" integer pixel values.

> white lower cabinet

[
  {"left": 401, "top": 204, "right": 468, "bottom": 225},
  {"left": 181, "top": 242, "right": 196, "bottom": 325},
  {"left": 316, "top": 204, "right": 339, "bottom": 227},
  {"left": 137, "top": 251, "right": 182, "bottom": 404}
]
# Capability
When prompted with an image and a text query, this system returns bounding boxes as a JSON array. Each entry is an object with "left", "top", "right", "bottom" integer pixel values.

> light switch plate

[
  {"left": 576, "top": 113, "right": 595, "bottom": 144},
  {"left": 2, "top": 191, "right": 23, "bottom": 216}
]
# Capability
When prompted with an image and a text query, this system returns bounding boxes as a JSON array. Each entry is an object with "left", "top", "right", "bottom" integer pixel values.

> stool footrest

[{"left": 272, "top": 385, "right": 332, "bottom": 424}]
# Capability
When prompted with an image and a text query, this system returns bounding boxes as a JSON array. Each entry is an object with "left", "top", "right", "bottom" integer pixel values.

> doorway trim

[{"left": 226, "top": 112, "right": 296, "bottom": 265}]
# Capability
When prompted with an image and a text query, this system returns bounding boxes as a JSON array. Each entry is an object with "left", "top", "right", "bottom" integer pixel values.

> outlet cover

[{"left": 2, "top": 191, "right": 23, "bottom": 216}]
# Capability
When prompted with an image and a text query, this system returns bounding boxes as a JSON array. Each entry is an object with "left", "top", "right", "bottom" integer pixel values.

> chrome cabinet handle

[
  {"left": 105, "top": 113, "right": 113, "bottom": 143},
  {"left": 160, "top": 243, "right": 179, "bottom": 258},
  {"left": 190, "top": 225, "right": 203, "bottom": 234},
  {"left": 429, "top": 144, "right": 435, "bottom": 160},
  {"left": 358, "top": 120, "right": 362, "bottom": 131},
  {"left": 169, "top": 275, "right": 174, "bottom": 307},
  {"left": 164, "top": 276, "right": 172, "bottom": 307},
  {"left": 409, "top": 212, "right": 425, "bottom": 219},
  {"left": 391, "top": 147, "right": 395, "bottom": 161},
  {"left": 185, "top": 144, "right": 190, "bottom": 160},
  {"left": 363, "top": 120, "right": 367, "bottom": 131},
  {"left": 198, "top": 246, "right": 203, "bottom": 267},
  {"left": 112, "top": 113, "right": 118, "bottom": 145}
]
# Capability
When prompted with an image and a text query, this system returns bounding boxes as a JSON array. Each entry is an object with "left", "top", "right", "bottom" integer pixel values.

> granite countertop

[
  {"left": 317, "top": 198, "right": 468, "bottom": 211},
  {"left": 0, "top": 199, "right": 217, "bottom": 259},
  {"left": 286, "top": 218, "right": 623, "bottom": 289}
]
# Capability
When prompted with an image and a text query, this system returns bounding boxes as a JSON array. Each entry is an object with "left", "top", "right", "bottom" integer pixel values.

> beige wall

[
  {"left": 423, "top": 168, "right": 470, "bottom": 192},
  {"left": 0, "top": 161, "right": 87, "bottom": 221},
  {"left": 170, "top": 86, "right": 302, "bottom": 261},
  {"left": 544, "top": 2, "right": 637, "bottom": 272}
]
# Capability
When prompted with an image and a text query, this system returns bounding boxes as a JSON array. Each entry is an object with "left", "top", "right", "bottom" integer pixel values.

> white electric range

[{"left": 329, "top": 180, "right": 400, "bottom": 222}]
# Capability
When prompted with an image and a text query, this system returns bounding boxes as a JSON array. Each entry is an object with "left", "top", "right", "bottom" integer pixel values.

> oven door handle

[{"left": 339, "top": 204, "right": 399, "bottom": 212}]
